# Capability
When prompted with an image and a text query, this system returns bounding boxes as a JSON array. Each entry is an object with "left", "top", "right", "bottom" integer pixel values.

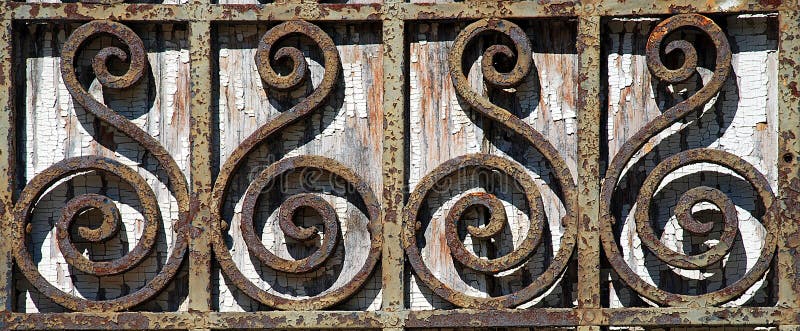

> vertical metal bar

[
  {"left": 188, "top": 20, "right": 213, "bottom": 313},
  {"left": 777, "top": 6, "right": 800, "bottom": 309},
  {"left": 0, "top": 1, "right": 792, "bottom": 329},
  {"left": 380, "top": 1, "right": 407, "bottom": 314},
  {"left": 0, "top": 2, "right": 15, "bottom": 315},
  {"left": 190, "top": 0, "right": 212, "bottom": 316},
  {"left": 0, "top": 6, "right": 14, "bottom": 313},
  {"left": 576, "top": 12, "right": 601, "bottom": 310}
]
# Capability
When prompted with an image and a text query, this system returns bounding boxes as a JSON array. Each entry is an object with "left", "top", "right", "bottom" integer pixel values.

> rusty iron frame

[{"left": 0, "top": 0, "right": 798, "bottom": 330}]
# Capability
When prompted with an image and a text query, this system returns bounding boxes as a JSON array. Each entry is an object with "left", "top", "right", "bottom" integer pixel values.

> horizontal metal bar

[
  {"left": 401, "top": 0, "right": 791, "bottom": 19},
  {"left": 9, "top": 3, "right": 193, "bottom": 22},
  {"left": 2, "top": 308, "right": 795, "bottom": 329},
  {"left": 8, "top": 0, "right": 792, "bottom": 22},
  {"left": 2, "top": 2, "right": 796, "bottom": 331},
  {"left": 600, "top": 307, "right": 786, "bottom": 327},
  {"left": 406, "top": 308, "right": 580, "bottom": 328},
  {"left": 1, "top": 311, "right": 388, "bottom": 330},
  {"left": 2, "top": 312, "right": 200, "bottom": 330},
  {"left": 8, "top": 2, "right": 382, "bottom": 21},
  {"left": 406, "top": 308, "right": 789, "bottom": 328},
  {"left": 208, "top": 3, "right": 382, "bottom": 21},
  {"left": 593, "top": 0, "right": 789, "bottom": 16},
  {"left": 205, "top": 311, "right": 389, "bottom": 329},
  {"left": 395, "top": 1, "right": 578, "bottom": 19}
]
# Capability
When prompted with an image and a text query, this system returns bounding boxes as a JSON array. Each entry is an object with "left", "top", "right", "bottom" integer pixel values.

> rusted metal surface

[
  {"left": 402, "top": 18, "right": 577, "bottom": 309},
  {"left": 777, "top": 6, "right": 800, "bottom": 309},
  {"left": 576, "top": 13, "right": 601, "bottom": 310},
  {"left": 406, "top": 307, "right": 792, "bottom": 328},
  {"left": 0, "top": 0, "right": 796, "bottom": 330},
  {"left": 188, "top": 19, "right": 213, "bottom": 313},
  {"left": 599, "top": 13, "right": 778, "bottom": 307},
  {"left": 210, "top": 20, "right": 382, "bottom": 310},
  {"left": 240, "top": 168, "right": 341, "bottom": 274},
  {"left": 79, "top": 0, "right": 125, "bottom": 4},
  {"left": 7, "top": 1, "right": 794, "bottom": 22},
  {"left": 0, "top": 4, "right": 16, "bottom": 314},
  {"left": 0, "top": 307, "right": 796, "bottom": 330},
  {"left": 380, "top": 8, "right": 405, "bottom": 313},
  {"left": 11, "top": 20, "right": 190, "bottom": 312}
]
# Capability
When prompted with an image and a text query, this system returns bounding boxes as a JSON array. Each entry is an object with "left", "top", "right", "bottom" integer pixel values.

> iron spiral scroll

[
  {"left": 210, "top": 20, "right": 382, "bottom": 310},
  {"left": 12, "top": 21, "right": 190, "bottom": 312},
  {"left": 402, "top": 19, "right": 577, "bottom": 308},
  {"left": 599, "top": 14, "right": 778, "bottom": 307}
]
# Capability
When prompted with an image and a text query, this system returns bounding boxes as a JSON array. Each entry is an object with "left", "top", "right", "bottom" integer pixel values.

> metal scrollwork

[
  {"left": 210, "top": 20, "right": 382, "bottom": 310},
  {"left": 402, "top": 19, "right": 577, "bottom": 308},
  {"left": 13, "top": 20, "right": 190, "bottom": 312},
  {"left": 599, "top": 14, "right": 778, "bottom": 307}
]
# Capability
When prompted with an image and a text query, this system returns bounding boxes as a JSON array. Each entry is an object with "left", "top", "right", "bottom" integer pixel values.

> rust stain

[
  {"left": 209, "top": 20, "right": 382, "bottom": 311},
  {"left": 12, "top": 20, "right": 190, "bottom": 312},
  {"left": 403, "top": 19, "right": 577, "bottom": 309},
  {"left": 599, "top": 14, "right": 778, "bottom": 307},
  {"left": 0, "top": 0, "right": 795, "bottom": 329}
]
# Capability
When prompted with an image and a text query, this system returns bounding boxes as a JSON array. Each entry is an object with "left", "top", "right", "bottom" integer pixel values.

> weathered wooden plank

[
  {"left": 15, "top": 22, "right": 191, "bottom": 312},
  {"left": 212, "top": 22, "right": 384, "bottom": 311},
  {"left": 602, "top": 15, "right": 779, "bottom": 307},
  {"left": 406, "top": 19, "right": 579, "bottom": 309}
]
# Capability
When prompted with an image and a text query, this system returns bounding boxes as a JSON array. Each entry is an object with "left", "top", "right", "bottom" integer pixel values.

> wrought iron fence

[{"left": 0, "top": 0, "right": 799, "bottom": 330}]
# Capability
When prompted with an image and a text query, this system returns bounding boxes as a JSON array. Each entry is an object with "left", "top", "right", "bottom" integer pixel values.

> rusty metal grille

[{"left": 0, "top": 0, "right": 799, "bottom": 330}]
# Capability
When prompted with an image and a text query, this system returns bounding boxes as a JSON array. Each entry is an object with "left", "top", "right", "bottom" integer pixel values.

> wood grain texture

[
  {"left": 406, "top": 20, "right": 579, "bottom": 310},
  {"left": 15, "top": 22, "right": 191, "bottom": 312},
  {"left": 602, "top": 15, "right": 779, "bottom": 308},
  {"left": 212, "top": 22, "right": 384, "bottom": 311},
  {"left": 11, "top": 14, "right": 781, "bottom": 314}
]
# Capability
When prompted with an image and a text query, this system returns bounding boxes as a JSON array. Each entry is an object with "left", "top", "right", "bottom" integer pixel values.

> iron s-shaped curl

[
  {"left": 603, "top": 13, "right": 732, "bottom": 190},
  {"left": 211, "top": 20, "right": 342, "bottom": 223},
  {"left": 211, "top": 21, "right": 382, "bottom": 310},
  {"left": 59, "top": 20, "right": 190, "bottom": 227},
  {"left": 599, "top": 14, "right": 776, "bottom": 307},
  {"left": 10, "top": 20, "right": 190, "bottom": 312},
  {"left": 646, "top": 14, "right": 731, "bottom": 86},
  {"left": 12, "top": 157, "right": 187, "bottom": 312},
  {"left": 423, "top": 155, "right": 546, "bottom": 276},
  {"left": 241, "top": 191, "right": 341, "bottom": 273},
  {"left": 214, "top": 155, "right": 382, "bottom": 310},
  {"left": 17, "top": 157, "right": 161, "bottom": 281},
  {"left": 448, "top": 18, "right": 532, "bottom": 123},
  {"left": 601, "top": 149, "right": 778, "bottom": 307},
  {"left": 445, "top": 19, "right": 575, "bottom": 217},
  {"left": 403, "top": 154, "right": 574, "bottom": 309},
  {"left": 635, "top": 176, "right": 739, "bottom": 271},
  {"left": 402, "top": 18, "right": 578, "bottom": 309},
  {"left": 443, "top": 175, "right": 545, "bottom": 275}
]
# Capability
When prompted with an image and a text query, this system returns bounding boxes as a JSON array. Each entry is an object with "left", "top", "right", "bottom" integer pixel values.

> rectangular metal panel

[{"left": 0, "top": 0, "right": 795, "bottom": 329}]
